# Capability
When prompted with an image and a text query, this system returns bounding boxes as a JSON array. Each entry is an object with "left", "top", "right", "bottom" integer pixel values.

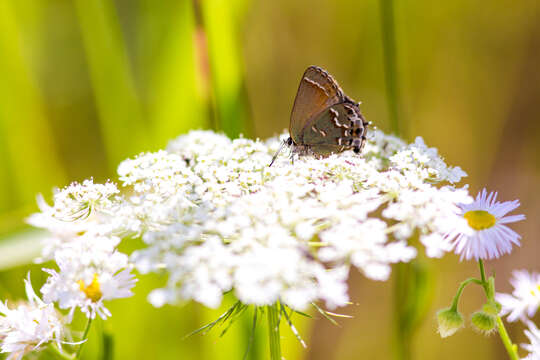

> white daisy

[
  {"left": 0, "top": 276, "right": 65, "bottom": 360},
  {"left": 446, "top": 188, "right": 525, "bottom": 260},
  {"left": 41, "top": 235, "right": 137, "bottom": 320},
  {"left": 523, "top": 321, "right": 540, "bottom": 360},
  {"left": 496, "top": 270, "right": 540, "bottom": 322}
]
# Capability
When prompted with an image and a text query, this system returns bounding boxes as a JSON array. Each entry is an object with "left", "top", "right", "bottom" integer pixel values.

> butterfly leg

[{"left": 269, "top": 137, "right": 293, "bottom": 167}]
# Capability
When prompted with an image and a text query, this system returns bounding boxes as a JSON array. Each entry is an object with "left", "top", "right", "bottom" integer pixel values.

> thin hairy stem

[{"left": 477, "top": 260, "right": 519, "bottom": 360}]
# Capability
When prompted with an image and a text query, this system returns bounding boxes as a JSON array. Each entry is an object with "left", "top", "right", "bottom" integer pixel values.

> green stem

[
  {"left": 478, "top": 259, "right": 487, "bottom": 286},
  {"left": 243, "top": 307, "right": 258, "bottom": 360},
  {"left": 393, "top": 262, "right": 413, "bottom": 360},
  {"left": 495, "top": 316, "right": 520, "bottom": 360},
  {"left": 267, "top": 303, "right": 281, "bottom": 360},
  {"left": 379, "top": 0, "right": 402, "bottom": 136},
  {"left": 450, "top": 278, "right": 483, "bottom": 311},
  {"left": 477, "top": 260, "right": 519, "bottom": 360},
  {"left": 76, "top": 317, "right": 93, "bottom": 359}
]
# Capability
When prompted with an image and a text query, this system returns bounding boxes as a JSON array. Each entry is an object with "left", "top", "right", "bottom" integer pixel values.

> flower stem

[
  {"left": 450, "top": 277, "right": 483, "bottom": 311},
  {"left": 477, "top": 260, "right": 519, "bottom": 360},
  {"left": 496, "top": 315, "right": 520, "bottom": 360},
  {"left": 76, "top": 317, "right": 93, "bottom": 359},
  {"left": 392, "top": 262, "right": 413, "bottom": 360},
  {"left": 267, "top": 303, "right": 281, "bottom": 360},
  {"left": 478, "top": 259, "right": 487, "bottom": 285}
]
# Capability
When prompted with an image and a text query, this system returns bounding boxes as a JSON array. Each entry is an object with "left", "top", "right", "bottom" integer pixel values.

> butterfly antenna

[{"left": 269, "top": 138, "right": 289, "bottom": 167}]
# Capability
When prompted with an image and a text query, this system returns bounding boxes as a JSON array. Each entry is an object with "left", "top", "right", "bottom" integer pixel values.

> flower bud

[
  {"left": 437, "top": 307, "right": 464, "bottom": 338},
  {"left": 471, "top": 311, "right": 496, "bottom": 335},
  {"left": 482, "top": 300, "right": 501, "bottom": 316}
]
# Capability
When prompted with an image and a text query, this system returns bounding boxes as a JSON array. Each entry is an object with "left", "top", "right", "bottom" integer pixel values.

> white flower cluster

[
  {"left": 26, "top": 178, "right": 136, "bottom": 321},
  {"left": 27, "top": 179, "right": 121, "bottom": 261},
  {"left": 9, "top": 128, "right": 473, "bottom": 359},
  {"left": 111, "top": 129, "right": 469, "bottom": 310},
  {"left": 24, "top": 130, "right": 471, "bottom": 315},
  {"left": 1, "top": 181, "right": 136, "bottom": 360}
]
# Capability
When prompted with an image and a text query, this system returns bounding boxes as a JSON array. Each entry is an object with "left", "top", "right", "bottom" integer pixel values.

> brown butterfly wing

[
  {"left": 289, "top": 66, "right": 345, "bottom": 144},
  {"left": 301, "top": 102, "right": 367, "bottom": 157}
]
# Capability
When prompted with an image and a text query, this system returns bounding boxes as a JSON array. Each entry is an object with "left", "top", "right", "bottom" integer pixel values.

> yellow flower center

[
  {"left": 463, "top": 210, "right": 496, "bottom": 230},
  {"left": 77, "top": 274, "right": 102, "bottom": 302}
]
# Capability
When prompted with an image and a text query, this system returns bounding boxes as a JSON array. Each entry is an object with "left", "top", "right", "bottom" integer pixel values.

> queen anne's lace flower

[
  {"left": 496, "top": 270, "right": 540, "bottom": 322},
  {"left": 0, "top": 276, "right": 65, "bottom": 360},
  {"left": 390, "top": 137, "right": 467, "bottom": 184},
  {"left": 110, "top": 129, "right": 469, "bottom": 310},
  {"left": 27, "top": 179, "right": 121, "bottom": 261},
  {"left": 29, "top": 129, "right": 472, "bottom": 312}
]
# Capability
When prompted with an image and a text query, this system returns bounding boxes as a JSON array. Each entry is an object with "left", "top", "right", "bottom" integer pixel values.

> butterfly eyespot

[
  {"left": 354, "top": 128, "right": 362, "bottom": 136},
  {"left": 353, "top": 147, "right": 360, "bottom": 154},
  {"left": 287, "top": 137, "right": 293, "bottom": 145}
]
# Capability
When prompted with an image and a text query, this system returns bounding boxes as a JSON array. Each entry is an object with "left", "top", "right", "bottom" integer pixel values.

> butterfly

[{"left": 270, "top": 66, "right": 369, "bottom": 166}]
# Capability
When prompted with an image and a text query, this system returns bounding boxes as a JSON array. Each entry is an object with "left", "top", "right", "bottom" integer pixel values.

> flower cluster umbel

[
  {"left": 1, "top": 128, "right": 529, "bottom": 359},
  {"left": 121, "top": 130, "right": 469, "bottom": 310}
]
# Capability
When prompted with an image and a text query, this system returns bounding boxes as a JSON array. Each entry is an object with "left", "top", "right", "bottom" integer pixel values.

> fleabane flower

[
  {"left": 496, "top": 270, "right": 540, "bottom": 322},
  {"left": 0, "top": 276, "right": 65, "bottom": 360},
  {"left": 446, "top": 188, "right": 525, "bottom": 260},
  {"left": 41, "top": 235, "right": 137, "bottom": 320},
  {"left": 523, "top": 321, "right": 540, "bottom": 360}
]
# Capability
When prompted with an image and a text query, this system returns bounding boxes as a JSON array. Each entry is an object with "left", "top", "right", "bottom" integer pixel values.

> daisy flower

[
  {"left": 523, "top": 321, "right": 540, "bottom": 360},
  {"left": 41, "top": 235, "right": 137, "bottom": 320},
  {"left": 446, "top": 188, "right": 525, "bottom": 260},
  {"left": 496, "top": 270, "right": 540, "bottom": 322},
  {"left": 0, "top": 276, "right": 65, "bottom": 360}
]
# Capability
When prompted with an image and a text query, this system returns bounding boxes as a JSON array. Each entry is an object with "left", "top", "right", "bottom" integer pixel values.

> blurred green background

[{"left": 1, "top": 0, "right": 539, "bottom": 359}]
